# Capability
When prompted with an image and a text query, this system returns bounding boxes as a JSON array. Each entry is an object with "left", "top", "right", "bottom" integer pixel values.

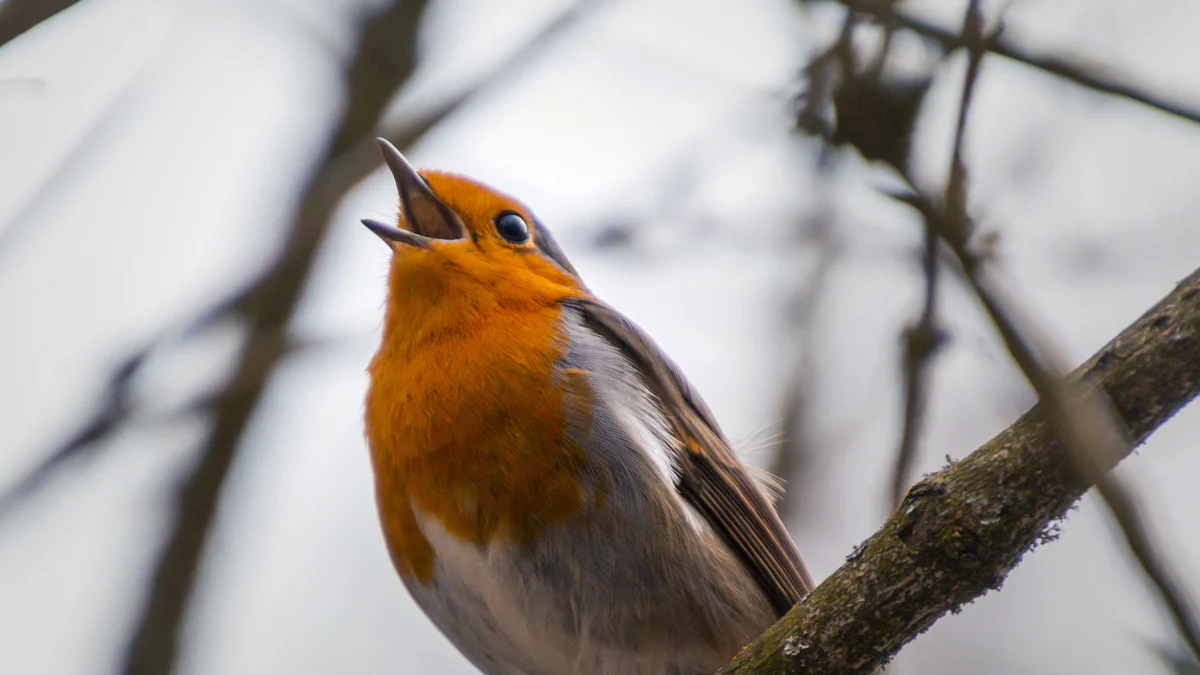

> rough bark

[
  {"left": 0, "top": 0, "right": 81, "bottom": 49},
  {"left": 721, "top": 267, "right": 1200, "bottom": 674}
]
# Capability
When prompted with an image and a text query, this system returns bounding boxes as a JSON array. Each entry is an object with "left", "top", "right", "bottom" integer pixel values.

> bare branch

[{"left": 721, "top": 262, "right": 1200, "bottom": 674}]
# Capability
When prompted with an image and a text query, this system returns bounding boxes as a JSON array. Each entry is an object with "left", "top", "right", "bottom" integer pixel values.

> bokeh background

[{"left": 2, "top": 0, "right": 1200, "bottom": 673}]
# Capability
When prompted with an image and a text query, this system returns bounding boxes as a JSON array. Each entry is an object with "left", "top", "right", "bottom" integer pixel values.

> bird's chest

[{"left": 366, "top": 316, "right": 594, "bottom": 582}]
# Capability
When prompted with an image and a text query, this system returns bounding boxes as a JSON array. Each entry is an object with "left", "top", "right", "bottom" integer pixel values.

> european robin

[{"left": 362, "top": 138, "right": 814, "bottom": 675}]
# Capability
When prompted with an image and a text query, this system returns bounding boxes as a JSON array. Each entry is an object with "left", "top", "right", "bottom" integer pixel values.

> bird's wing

[{"left": 569, "top": 297, "right": 815, "bottom": 615}]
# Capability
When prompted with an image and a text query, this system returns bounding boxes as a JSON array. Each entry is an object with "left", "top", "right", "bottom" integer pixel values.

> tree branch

[{"left": 720, "top": 265, "right": 1200, "bottom": 673}]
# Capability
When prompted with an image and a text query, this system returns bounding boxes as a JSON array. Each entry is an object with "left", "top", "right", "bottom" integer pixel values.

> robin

[{"left": 362, "top": 138, "right": 814, "bottom": 675}]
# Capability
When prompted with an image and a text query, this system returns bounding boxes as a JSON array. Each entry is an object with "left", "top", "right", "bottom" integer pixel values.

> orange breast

[{"left": 365, "top": 248, "right": 588, "bottom": 582}]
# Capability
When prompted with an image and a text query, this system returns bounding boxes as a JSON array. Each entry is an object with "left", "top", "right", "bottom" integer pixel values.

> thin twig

[
  {"left": 888, "top": 0, "right": 986, "bottom": 507},
  {"left": 889, "top": 217, "right": 943, "bottom": 507},
  {"left": 941, "top": 0, "right": 986, "bottom": 246},
  {"left": 825, "top": 0, "right": 1200, "bottom": 127},
  {"left": 797, "top": 0, "right": 862, "bottom": 147},
  {"left": 0, "top": 351, "right": 147, "bottom": 521}
]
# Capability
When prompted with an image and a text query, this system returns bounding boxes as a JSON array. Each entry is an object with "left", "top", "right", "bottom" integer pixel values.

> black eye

[{"left": 494, "top": 211, "right": 530, "bottom": 244}]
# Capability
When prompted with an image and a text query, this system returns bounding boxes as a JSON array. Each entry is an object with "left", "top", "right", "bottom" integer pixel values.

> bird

[{"left": 362, "top": 138, "right": 814, "bottom": 675}]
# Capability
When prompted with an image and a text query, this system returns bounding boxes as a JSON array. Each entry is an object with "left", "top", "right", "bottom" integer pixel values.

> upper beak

[{"left": 364, "top": 138, "right": 466, "bottom": 249}]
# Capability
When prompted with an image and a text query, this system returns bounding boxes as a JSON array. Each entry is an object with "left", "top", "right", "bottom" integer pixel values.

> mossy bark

[{"left": 721, "top": 269, "right": 1200, "bottom": 674}]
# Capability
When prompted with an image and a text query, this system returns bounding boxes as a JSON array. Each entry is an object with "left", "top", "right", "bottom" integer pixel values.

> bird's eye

[{"left": 494, "top": 211, "right": 530, "bottom": 245}]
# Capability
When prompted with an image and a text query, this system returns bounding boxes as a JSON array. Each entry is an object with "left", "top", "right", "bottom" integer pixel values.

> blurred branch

[
  {"left": 1101, "top": 474, "right": 1200, "bottom": 660},
  {"left": 1155, "top": 642, "right": 1200, "bottom": 675},
  {"left": 888, "top": 204, "right": 945, "bottom": 507},
  {"left": 888, "top": 0, "right": 983, "bottom": 506},
  {"left": 0, "top": 351, "right": 147, "bottom": 520},
  {"left": 0, "top": 0, "right": 81, "bottom": 48},
  {"left": 118, "top": 1, "right": 433, "bottom": 672},
  {"left": 820, "top": 0, "right": 1200, "bottom": 126}
]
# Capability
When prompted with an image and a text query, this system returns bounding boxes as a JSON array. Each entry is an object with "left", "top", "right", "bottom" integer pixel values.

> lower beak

[{"left": 362, "top": 218, "right": 433, "bottom": 250}]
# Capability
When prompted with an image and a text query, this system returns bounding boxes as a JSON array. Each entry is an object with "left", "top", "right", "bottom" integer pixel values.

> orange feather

[{"left": 364, "top": 172, "right": 587, "bottom": 582}]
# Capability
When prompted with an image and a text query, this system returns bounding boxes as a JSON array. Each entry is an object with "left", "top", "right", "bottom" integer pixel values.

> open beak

[
  {"left": 361, "top": 217, "right": 432, "bottom": 250},
  {"left": 363, "top": 137, "right": 466, "bottom": 249}
]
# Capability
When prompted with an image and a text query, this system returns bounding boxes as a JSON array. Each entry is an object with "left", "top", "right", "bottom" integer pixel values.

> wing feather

[{"left": 568, "top": 297, "right": 815, "bottom": 615}]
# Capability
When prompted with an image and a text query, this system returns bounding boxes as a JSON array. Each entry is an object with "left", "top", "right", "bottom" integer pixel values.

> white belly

[{"left": 402, "top": 511, "right": 727, "bottom": 675}]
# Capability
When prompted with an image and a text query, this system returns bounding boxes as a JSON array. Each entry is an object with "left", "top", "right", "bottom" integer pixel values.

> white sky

[{"left": 1, "top": 0, "right": 1199, "bottom": 673}]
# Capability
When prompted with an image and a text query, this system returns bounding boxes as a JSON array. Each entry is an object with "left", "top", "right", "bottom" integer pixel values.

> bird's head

[{"left": 364, "top": 139, "right": 585, "bottom": 327}]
